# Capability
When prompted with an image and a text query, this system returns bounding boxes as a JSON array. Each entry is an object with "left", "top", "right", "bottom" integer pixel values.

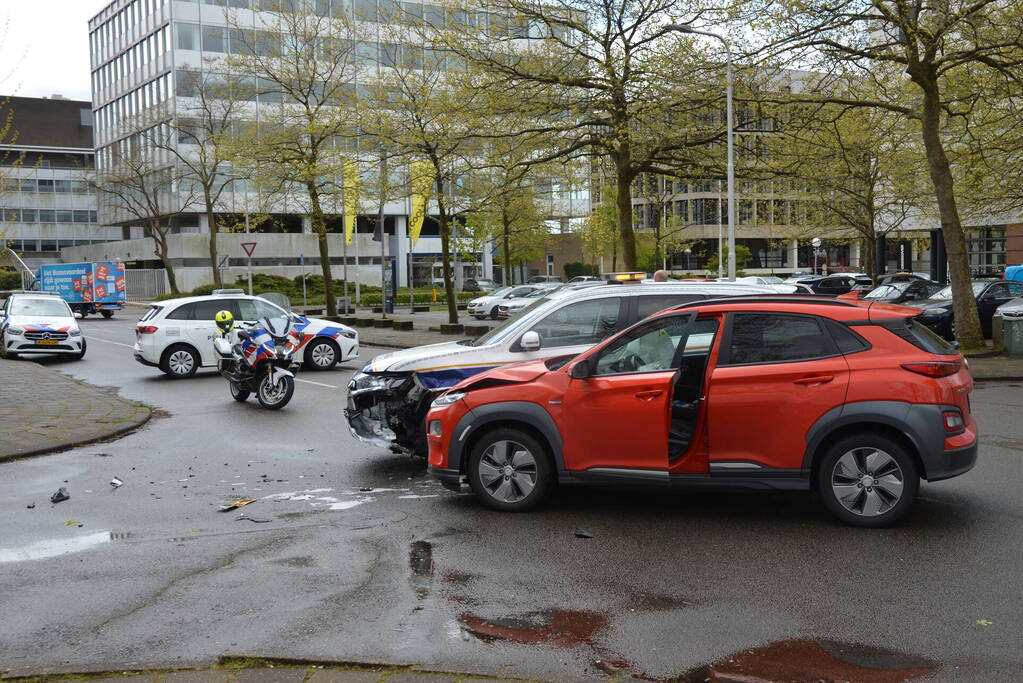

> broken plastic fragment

[
  {"left": 574, "top": 528, "right": 593, "bottom": 539},
  {"left": 26, "top": 503, "right": 35, "bottom": 509},
  {"left": 50, "top": 486, "right": 70, "bottom": 504},
  {"left": 110, "top": 477, "right": 124, "bottom": 489},
  {"left": 218, "top": 498, "right": 257, "bottom": 512}
]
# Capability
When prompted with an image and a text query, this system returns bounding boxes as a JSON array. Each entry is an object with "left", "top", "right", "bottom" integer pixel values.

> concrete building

[
  {"left": 0, "top": 95, "right": 120, "bottom": 269},
  {"left": 83, "top": 0, "right": 588, "bottom": 293}
]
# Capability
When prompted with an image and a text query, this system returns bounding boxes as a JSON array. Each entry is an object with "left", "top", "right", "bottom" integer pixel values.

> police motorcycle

[{"left": 213, "top": 309, "right": 299, "bottom": 410}]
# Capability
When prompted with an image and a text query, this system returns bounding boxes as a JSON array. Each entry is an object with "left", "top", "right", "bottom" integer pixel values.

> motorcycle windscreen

[{"left": 262, "top": 316, "right": 291, "bottom": 338}]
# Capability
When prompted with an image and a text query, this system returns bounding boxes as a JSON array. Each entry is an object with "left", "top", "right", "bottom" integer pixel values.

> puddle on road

[
  {"left": 678, "top": 639, "right": 938, "bottom": 683},
  {"left": 409, "top": 540, "right": 434, "bottom": 577},
  {"left": 0, "top": 531, "right": 111, "bottom": 563},
  {"left": 459, "top": 608, "right": 609, "bottom": 649}
]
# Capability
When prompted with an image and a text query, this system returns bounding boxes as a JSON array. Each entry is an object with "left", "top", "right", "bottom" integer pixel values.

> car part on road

[
  {"left": 50, "top": 486, "right": 70, "bottom": 504},
  {"left": 574, "top": 528, "right": 593, "bottom": 539},
  {"left": 160, "top": 344, "right": 199, "bottom": 378},
  {"left": 219, "top": 498, "right": 257, "bottom": 512},
  {"left": 109, "top": 477, "right": 123, "bottom": 489}
]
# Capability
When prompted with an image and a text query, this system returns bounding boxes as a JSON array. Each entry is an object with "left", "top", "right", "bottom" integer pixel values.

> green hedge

[{"left": 0, "top": 270, "right": 23, "bottom": 290}]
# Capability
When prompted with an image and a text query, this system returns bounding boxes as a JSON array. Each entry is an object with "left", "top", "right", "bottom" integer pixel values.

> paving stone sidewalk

[
  {"left": 0, "top": 661, "right": 586, "bottom": 683},
  {"left": 0, "top": 359, "right": 151, "bottom": 461}
]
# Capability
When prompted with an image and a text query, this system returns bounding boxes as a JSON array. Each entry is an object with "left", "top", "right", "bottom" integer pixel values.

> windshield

[
  {"left": 9, "top": 297, "right": 71, "bottom": 317},
  {"left": 467, "top": 294, "right": 562, "bottom": 346},
  {"left": 864, "top": 285, "right": 898, "bottom": 300},
  {"left": 484, "top": 287, "right": 514, "bottom": 298},
  {"left": 931, "top": 282, "right": 986, "bottom": 300}
]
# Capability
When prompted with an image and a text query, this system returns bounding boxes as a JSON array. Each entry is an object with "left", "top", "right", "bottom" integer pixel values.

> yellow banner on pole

[
  {"left": 409, "top": 161, "right": 433, "bottom": 245},
  {"left": 343, "top": 159, "right": 360, "bottom": 245}
]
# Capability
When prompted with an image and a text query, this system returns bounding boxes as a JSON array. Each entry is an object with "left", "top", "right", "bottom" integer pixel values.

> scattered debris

[
  {"left": 110, "top": 477, "right": 124, "bottom": 489},
  {"left": 359, "top": 487, "right": 374, "bottom": 492},
  {"left": 235, "top": 514, "right": 271, "bottom": 523},
  {"left": 26, "top": 503, "right": 35, "bottom": 509},
  {"left": 63, "top": 520, "right": 80, "bottom": 526},
  {"left": 977, "top": 619, "right": 993, "bottom": 627},
  {"left": 219, "top": 498, "right": 257, "bottom": 512},
  {"left": 409, "top": 540, "right": 434, "bottom": 576},
  {"left": 50, "top": 486, "right": 70, "bottom": 504},
  {"left": 574, "top": 528, "right": 593, "bottom": 539},
  {"left": 94, "top": 452, "right": 112, "bottom": 457}
]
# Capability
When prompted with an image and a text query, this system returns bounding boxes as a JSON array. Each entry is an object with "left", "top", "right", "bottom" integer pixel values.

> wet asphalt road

[{"left": 1, "top": 314, "right": 1022, "bottom": 681}]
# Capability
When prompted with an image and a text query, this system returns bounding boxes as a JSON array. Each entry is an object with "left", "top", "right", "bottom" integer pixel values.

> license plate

[{"left": 37, "top": 340, "right": 58, "bottom": 346}]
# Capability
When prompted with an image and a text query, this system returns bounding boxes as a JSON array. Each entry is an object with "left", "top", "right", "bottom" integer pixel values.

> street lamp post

[{"left": 663, "top": 24, "right": 735, "bottom": 280}]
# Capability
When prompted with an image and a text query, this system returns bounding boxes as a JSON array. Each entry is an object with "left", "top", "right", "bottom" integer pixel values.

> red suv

[{"left": 425, "top": 296, "right": 977, "bottom": 527}]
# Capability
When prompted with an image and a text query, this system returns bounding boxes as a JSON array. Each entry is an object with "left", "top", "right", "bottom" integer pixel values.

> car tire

[
  {"left": 0, "top": 334, "right": 18, "bottom": 360},
  {"left": 159, "top": 344, "right": 200, "bottom": 379},
  {"left": 67, "top": 338, "right": 87, "bottom": 361},
  {"left": 229, "top": 381, "right": 250, "bottom": 402},
  {"left": 817, "top": 433, "right": 919, "bottom": 528},
  {"left": 101, "top": 310, "right": 114, "bottom": 319},
  {"left": 490, "top": 306, "right": 500, "bottom": 320},
  {"left": 304, "top": 337, "right": 339, "bottom": 371},
  {"left": 467, "top": 428, "right": 554, "bottom": 512}
]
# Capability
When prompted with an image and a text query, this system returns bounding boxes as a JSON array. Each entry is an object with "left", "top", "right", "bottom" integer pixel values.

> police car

[
  {"left": 346, "top": 281, "right": 778, "bottom": 456},
  {"left": 0, "top": 291, "right": 86, "bottom": 360},
  {"left": 133, "top": 290, "right": 358, "bottom": 378}
]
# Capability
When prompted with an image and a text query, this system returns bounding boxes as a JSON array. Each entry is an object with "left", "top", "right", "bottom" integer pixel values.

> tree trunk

[
  {"left": 205, "top": 187, "right": 222, "bottom": 287},
  {"left": 502, "top": 207, "right": 512, "bottom": 286},
  {"left": 615, "top": 157, "right": 637, "bottom": 271},
  {"left": 151, "top": 223, "right": 179, "bottom": 294},
  {"left": 435, "top": 176, "right": 458, "bottom": 325},
  {"left": 307, "top": 184, "right": 337, "bottom": 317},
  {"left": 862, "top": 235, "right": 877, "bottom": 283},
  {"left": 915, "top": 78, "right": 984, "bottom": 350}
]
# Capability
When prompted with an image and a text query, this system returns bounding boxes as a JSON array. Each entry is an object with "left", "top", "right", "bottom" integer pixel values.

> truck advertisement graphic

[{"left": 35, "top": 262, "right": 126, "bottom": 317}]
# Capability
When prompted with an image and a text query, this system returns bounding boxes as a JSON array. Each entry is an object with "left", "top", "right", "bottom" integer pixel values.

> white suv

[
  {"left": 0, "top": 292, "right": 86, "bottom": 360},
  {"left": 134, "top": 291, "right": 359, "bottom": 378}
]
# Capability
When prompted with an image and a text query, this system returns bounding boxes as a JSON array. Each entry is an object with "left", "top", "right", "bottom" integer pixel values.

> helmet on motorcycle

[{"left": 214, "top": 309, "right": 234, "bottom": 334}]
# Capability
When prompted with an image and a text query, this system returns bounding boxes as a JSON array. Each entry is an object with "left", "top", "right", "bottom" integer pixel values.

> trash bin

[
  {"left": 992, "top": 313, "right": 1004, "bottom": 352},
  {"left": 336, "top": 296, "right": 352, "bottom": 314},
  {"left": 1004, "top": 316, "right": 1023, "bottom": 356},
  {"left": 384, "top": 294, "right": 394, "bottom": 314}
]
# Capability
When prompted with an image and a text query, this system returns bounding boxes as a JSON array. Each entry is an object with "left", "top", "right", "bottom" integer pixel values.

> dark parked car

[
  {"left": 527, "top": 275, "right": 564, "bottom": 284},
  {"left": 463, "top": 278, "right": 498, "bottom": 293},
  {"left": 864, "top": 279, "right": 943, "bottom": 305},
  {"left": 875, "top": 272, "right": 933, "bottom": 287},
  {"left": 803, "top": 274, "right": 873, "bottom": 296},
  {"left": 910, "top": 280, "right": 1023, "bottom": 339}
]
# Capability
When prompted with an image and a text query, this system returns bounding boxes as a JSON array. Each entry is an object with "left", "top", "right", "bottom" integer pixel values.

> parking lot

[{"left": 1, "top": 313, "right": 1022, "bottom": 681}]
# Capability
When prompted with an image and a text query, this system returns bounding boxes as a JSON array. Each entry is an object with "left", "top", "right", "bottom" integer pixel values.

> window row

[
  {"left": 97, "top": 122, "right": 173, "bottom": 170},
  {"left": 94, "top": 25, "right": 171, "bottom": 97},
  {"left": 0, "top": 209, "right": 99, "bottom": 224},
  {"left": 95, "top": 74, "right": 174, "bottom": 139},
  {"left": 6, "top": 239, "right": 110, "bottom": 252},
  {"left": 0, "top": 179, "right": 92, "bottom": 194}
]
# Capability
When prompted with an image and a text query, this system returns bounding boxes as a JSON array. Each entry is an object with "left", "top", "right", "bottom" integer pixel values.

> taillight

[
  {"left": 943, "top": 410, "right": 965, "bottom": 432},
  {"left": 137, "top": 325, "right": 158, "bottom": 334},
  {"left": 900, "top": 361, "right": 961, "bottom": 377}
]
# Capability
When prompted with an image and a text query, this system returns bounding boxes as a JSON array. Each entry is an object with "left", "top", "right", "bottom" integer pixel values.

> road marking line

[
  {"left": 295, "top": 378, "right": 338, "bottom": 389},
  {"left": 86, "top": 336, "right": 134, "bottom": 348}
]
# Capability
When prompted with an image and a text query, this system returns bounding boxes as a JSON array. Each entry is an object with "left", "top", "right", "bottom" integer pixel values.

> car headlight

[
  {"left": 341, "top": 329, "right": 357, "bottom": 339},
  {"left": 5, "top": 326, "right": 23, "bottom": 335},
  {"left": 919, "top": 308, "right": 945, "bottom": 317},
  {"left": 68, "top": 328, "right": 82, "bottom": 337},
  {"left": 349, "top": 371, "right": 411, "bottom": 396},
  {"left": 432, "top": 391, "right": 466, "bottom": 408}
]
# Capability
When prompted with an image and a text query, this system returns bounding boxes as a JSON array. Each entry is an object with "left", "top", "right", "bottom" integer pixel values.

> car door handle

[
  {"left": 634, "top": 389, "right": 663, "bottom": 400},
  {"left": 793, "top": 375, "right": 834, "bottom": 386}
]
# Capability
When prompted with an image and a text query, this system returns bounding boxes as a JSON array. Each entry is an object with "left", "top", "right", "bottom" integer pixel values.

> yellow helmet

[{"left": 214, "top": 309, "right": 234, "bottom": 333}]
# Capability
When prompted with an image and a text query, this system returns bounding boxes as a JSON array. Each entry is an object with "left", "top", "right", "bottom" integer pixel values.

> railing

[{"left": 124, "top": 268, "right": 168, "bottom": 301}]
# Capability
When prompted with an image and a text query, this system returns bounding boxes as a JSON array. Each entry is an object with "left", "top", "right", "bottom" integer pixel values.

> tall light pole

[{"left": 663, "top": 24, "right": 735, "bottom": 280}]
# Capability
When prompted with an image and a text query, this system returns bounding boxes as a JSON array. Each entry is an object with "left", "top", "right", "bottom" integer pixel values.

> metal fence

[{"left": 125, "top": 269, "right": 168, "bottom": 302}]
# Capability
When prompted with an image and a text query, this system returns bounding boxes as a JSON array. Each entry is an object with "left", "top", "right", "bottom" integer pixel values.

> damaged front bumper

[{"left": 345, "top": 370, "right": 436, "bottom": 455}]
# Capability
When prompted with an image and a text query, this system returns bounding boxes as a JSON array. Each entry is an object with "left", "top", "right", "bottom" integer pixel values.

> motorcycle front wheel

[
  {"left": 257, "top": 374, "right": 295, "bottom": 410},
  {"left": 229, "top": 381, "right": 250, "bottom": 402}
]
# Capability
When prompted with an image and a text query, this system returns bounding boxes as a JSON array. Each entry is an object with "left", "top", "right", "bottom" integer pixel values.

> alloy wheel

[
  {"left": 830, "top": 447, "right": 905, "bottom": 517},
  {"left": 477, "top": 440, "right": 538, "bottom": 504},
  {"left": 310, "top": 341, "right": 336, "bottom": 368},
  {"left": 168, "top": 349, "right": 195, "bottom": 375}
]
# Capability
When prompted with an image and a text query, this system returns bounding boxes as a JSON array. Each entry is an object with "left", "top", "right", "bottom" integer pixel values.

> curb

[{"left": 0, "top": 407, "right": 152, "bottom": 463}]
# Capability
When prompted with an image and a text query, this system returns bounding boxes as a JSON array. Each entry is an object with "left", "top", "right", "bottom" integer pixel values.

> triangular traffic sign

[{"left": 241, "top": 242, "right": 257, "bottom": 257}]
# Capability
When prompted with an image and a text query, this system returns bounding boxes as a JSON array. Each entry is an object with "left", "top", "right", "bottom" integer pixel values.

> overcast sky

[{"left": 1, "top": 1, "right": 110, "bottom": 102}]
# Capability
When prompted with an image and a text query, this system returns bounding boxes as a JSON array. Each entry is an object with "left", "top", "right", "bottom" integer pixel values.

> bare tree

[
  {"left": 159, "top": 69, "right": 252, "bottom": 287},
  {"left": 94, "top": 151, "right": 197, "bottom": 295}
]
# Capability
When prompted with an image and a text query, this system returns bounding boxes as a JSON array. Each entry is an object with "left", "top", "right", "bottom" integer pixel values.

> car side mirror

[
  {"left": 520, "top": 330, "right": 541, "bottom": 352},
  {"left": 570, "top": 358, "right": 591, "bottom": 379}
]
